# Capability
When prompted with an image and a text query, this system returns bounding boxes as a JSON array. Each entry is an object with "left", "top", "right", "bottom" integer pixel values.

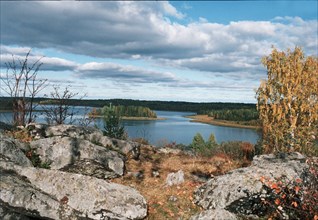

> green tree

[
  {"left": 102, "top": 106, "right": 125, "bottom": 139},
  {"left": 191, "top": 133, "right": 205, "bottom": 152},
  {"left": 191, "top": 132, "right": 218, "bottom": 156},
  {"left": 256, "top": 47, "right": 318, "bottom": 155},
  {"left": 207, "top": 133, "right": 218, "bottom": 149}
]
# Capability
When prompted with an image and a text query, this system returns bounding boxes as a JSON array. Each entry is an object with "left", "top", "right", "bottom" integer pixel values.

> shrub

[
  {"left": 26, "top": 149, "right": 51, "bottom": 169},
  {"left": 228, "top": 158, "right": 318, "bottom": 219},
  {"left": 217, "top": 141, "right": 255, "bottom": 161},
  {"left": 257, "top": 158, "right": 318, "bottom": 220}
]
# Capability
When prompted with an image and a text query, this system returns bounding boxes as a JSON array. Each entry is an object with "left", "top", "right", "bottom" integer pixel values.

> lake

[{"left": 0, "top": 107, "right": 261, "bottom": 145}]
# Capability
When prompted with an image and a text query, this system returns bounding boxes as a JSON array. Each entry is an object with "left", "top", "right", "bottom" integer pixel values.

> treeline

[
  {"left": 1, "top": 97, "right": 257, "bottom": 114},
  {"left": 99, "top": 105, "right": 157, "bottom": 118},
  {"left": 207, "top": 109, "right": 259, "bottom": 121},
  {"left": 42, "top": 98, "right": 256, "bottom": 113}
]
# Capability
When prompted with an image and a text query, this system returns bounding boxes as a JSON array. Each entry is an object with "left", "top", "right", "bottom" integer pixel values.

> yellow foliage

[{"left": 256, "top": 47, "right": 318, "bottom": 155}]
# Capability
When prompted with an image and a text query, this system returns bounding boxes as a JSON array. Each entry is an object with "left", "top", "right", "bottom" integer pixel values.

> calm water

[{"left": 0, "top": 107, "right": 260, "bottom": 145}]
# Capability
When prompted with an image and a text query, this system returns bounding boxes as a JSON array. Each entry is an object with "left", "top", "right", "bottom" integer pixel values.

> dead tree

[
  {"left": 42, "top": 85, "right": 79, "bottom": 125},
  {"left": 1, "top": 50, "right": 47, "bottom": 126}
]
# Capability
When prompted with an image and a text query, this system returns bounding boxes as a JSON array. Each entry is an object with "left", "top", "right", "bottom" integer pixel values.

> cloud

[
  {"left": 1, "top": 1, "right": 317, "bottom": 102},
  {"left": 1, "top": 1, "right": 316, "bottom": 74},
  {"left": 0, "top": 51, "right": 78, "bottom": 71},
  {"left": 75, "top": 62, "right": 178, "bottom": 83}
]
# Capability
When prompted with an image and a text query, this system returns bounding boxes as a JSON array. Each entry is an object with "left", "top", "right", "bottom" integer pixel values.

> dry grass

[
  {"left": 5, "top": 129, "right": 33, "bottom": 142},
  {"left": 111, "top": 145, "right": 243, "bottom": 219}
]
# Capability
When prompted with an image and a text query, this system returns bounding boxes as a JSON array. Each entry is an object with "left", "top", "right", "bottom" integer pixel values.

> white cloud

[
  {"left": 0, "top": 53, "right": 78, "bottom": 71},
  {"left": 75, "top": 62, "right": 178, "bottom": 83},
  {"left": 1, "top": 1, "right": 317, "bottom": 102}
]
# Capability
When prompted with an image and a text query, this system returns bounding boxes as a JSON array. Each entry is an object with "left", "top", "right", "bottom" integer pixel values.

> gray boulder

[
  {"left": 193, "top": 152, "right": 308, "bottom": 215},
  {"left": 45, "top": 124, "right": 98, "bottom": 139},
  {"left": 0, "top": 206, "right": 32, "bottom": 220},
  {"left": 166, "top": 170, "right": 185, "bottom": 186},
  {"left": 25, "top": 123, "right": 48, "bottom": 140},
  {"left": 1, "top": 166, "right": 80, "bottom": 219},
  {"left": 0, "top": 161, "right": 148, "bottom": 220},
  {"left": 190, "top": 209, "right": 238, "bottom": 220},
  {"left": 0, "top": 138, "right": 32, "bottom": 167},
  {"left": 30, "top": 136, "right": 124, "bottom": 178},
  {"left": 45, "top": 124, "right": 141, "bottom": 159}
]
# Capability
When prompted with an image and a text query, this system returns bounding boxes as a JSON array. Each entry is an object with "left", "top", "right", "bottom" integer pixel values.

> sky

[{"left": 0, "top": 1, "right": 317, "bottom": 103}]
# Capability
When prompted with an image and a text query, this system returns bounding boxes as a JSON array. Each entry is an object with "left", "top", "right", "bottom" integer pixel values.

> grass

[{"left": 111, "top": 145, "right": 244, "bottom": 219}]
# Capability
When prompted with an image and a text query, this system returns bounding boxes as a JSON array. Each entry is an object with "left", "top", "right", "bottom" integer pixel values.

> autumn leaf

[
  {"left": 295, "top": 178, "right": 302, "bottom": 183},
  {"left": 291, "top": 201, "right": 298, "bottom": 207},
  {"left": 271, "top": 183, "right": 279, "bottom": 190},
  {"left": 275, "top": 198, "right": 281, "bottom": 205},
  {"left": 294, "top": 186, "right": 300, "bottom": 194}
]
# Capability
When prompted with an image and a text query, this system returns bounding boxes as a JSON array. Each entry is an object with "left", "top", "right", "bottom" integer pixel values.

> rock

[
  {"left": 106, "top": 138, "right": 141, "bottom": 160},
  {"left": 0, "top": 138, "right": 32, "bottom": 167},
  {"left": 45, "top": 124, "right": 99, "bottom": 138},
  {"left": 166, "top": 170, "right": 185, "bottom": 186},
  {"left": 152, "top": 170, "right": 160, "bottom": 178},
  {"left": 252, "top": 152, "right": 306, "bottom": 166},
  {"left": 1, "top": 166, "right": 80, "bottom": 219},
  {"left": 60, "top": 159, "right": 119, "bottom": 179},
  {"left": 0, "top": 121, "right": 13, "bottom": 132},
  {"left": 30, "top": 136, "right": 124, "bottom": 178},
  {"left": 168, "top": 195, "right": 178, "bottom": 202},
  {"left": 158, "top": 147, "right": 182, "bottom": 155},
  {"left": 45, "top": 124, "right": 141, "bottom": 159},
  {"left": 25, "top": 123, "right": 48, "bottom": 140},
  {"left": 0, "top": 161, "right": 148, "bottom": 220},
  {"left": 0, "top": 206, "right": 32, "bottom": 220},
  {"left": 193, "top": 153, "right": 308, "bottom": 212},
  {"left": 190, "top": 209, "right": 238, "bottom": 220}
]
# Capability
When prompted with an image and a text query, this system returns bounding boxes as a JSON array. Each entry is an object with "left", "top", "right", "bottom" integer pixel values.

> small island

[{"left": 90, "top": 105, "right": 165, "bottom": 121}]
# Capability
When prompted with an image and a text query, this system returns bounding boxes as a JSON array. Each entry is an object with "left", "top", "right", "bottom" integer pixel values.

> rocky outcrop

[
  {"left": 30, "top": 136, "right": 125, "bottom": 178},
  {"left": 1, "top": 161, "right": 147, "bottom": 219},
  {"left": 192, "top": 152, "right": 308, "bottom": 219},
  {"left": 0, "top": 138, "right": 33, "bottom": 167},
  {"left": 0, "top": 124, "right": 148, "bottom": 219},
  {"left": 44, "top": 124, "right": 141, "bottom": 159},
  {"left": 190, "top": 208, "right": 238, "bottom": 220}
]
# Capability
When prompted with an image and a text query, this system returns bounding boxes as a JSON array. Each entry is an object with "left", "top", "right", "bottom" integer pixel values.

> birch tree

[{"left": 256, "top": 47, "right": 318, "bottom": 154}]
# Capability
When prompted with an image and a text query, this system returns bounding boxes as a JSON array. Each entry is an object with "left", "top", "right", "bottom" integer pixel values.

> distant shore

[
  {"left": 185, "top": 115, "right": 260, "bottom": 129},
  {"left": 90, "top": 115, "right": 165, "bottom": 121},
  {"left": 121, "top": 116, "right": 165, "bottom": 121}
]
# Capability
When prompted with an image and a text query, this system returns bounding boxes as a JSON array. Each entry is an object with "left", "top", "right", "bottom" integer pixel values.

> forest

[
  {"left": 0, "top": 97, "right": 257, "bottom": 122},
  {"left": 207, "top": 108, "right": 259, "bottom": 121},
  {"left": 97, "top": 105, "right": 157, "bottom": 118}
]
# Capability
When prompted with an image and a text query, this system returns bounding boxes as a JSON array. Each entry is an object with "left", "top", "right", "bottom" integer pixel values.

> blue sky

[
  {"left": 1, "top": 1, "right": 317, "bottom": 103},
  {"left": 172, "top": 1, "right": 317, "bottom": 24}
]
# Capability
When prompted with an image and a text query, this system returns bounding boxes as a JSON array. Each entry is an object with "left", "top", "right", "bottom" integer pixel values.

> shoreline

[
  {"left": 185, "top": 115, "right": 260, "bottom": 130},
  {"left": 90, "top": 115, "right": 166, "bottom": 121}
]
